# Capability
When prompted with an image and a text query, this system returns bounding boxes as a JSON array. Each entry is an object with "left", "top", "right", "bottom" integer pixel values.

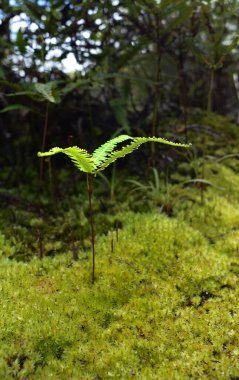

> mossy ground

[
  {"left": 0, "top": 113, "right": 239, "bottom": 379},
  {"left": 1, "top": 201, "right": 239, "bottom": 378}
]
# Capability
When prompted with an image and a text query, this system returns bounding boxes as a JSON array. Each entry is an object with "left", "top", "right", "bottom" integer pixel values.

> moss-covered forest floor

[{"left": 1, "top": 113, "right": 239, "bottom": 379}]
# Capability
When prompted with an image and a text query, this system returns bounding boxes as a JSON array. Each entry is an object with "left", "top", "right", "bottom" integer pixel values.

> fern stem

[
  {"left": 110, "top": 163, "right": 116, "bottom": 201},
  {"left": 87, "top": 173, "right": 95, "bottom": 284}
]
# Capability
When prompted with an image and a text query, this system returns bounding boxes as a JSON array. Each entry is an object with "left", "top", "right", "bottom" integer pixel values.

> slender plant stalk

[
  {"left": 201, "top": 68, "right": 214, "bottom": 204},
  {"left": 115, "top": 222, "right": 119, "bottom": 242},
  {"left": 178, "top": 50, "right": 188, "bottom": 142},
  {"left": 37, "top": 229, "right": 43, "bottom": 259},
  {"left": 207, "top": 69, "right": 214, "bottom": 113},
  {"left": 151, "top": 11, "right": 161, "bottom": 157},
  {"left": 165, "top": 165, "right": 170, "bottom": 213},
  {"left": 48, "top": 157, "right": 57, "bottom": 207},
  {"left": 86, "top": 173, "right": 95, "bottom": 284},
  {"left": 39, "top": 102, "right": 49, "bottom": 192},
  {"left": 110, "top": 162, "right": 116, "bottom": 201},
  {"left": 71, "top": 240, "right": 79, "bottom": 261},
  {"left": 200, "top": 7, "right": 215, "bottom": 204}
]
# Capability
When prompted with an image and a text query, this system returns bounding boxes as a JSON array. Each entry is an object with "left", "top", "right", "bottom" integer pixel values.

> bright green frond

[
  {"left": 97, "top": 139, "right": 146, "bottom": 171},
  {"left": 97, "top": 136, "right": 191, "bottom": 172},
  {"left": 92, "top": 135, "right": 133, "bottom": 167},
  {"left": 38, "top": 136, "right": 190, "bottom": 174},
  {"left": 38, "top": 147, "right": 64, "bottom": 157},
  {"left": 133, "top": 136, "right": 191, "bottom": 148},
  {"left": 38, "top": 147, "right": 96, "bottom": 173}
]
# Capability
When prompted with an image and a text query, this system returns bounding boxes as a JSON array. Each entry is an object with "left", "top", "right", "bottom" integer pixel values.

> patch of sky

[
  {"left": 77, "top": 20, "right": 85, "bottom": 25},
  {"left": 82, "top": 30, "right": 91, "bottom": 39},
  {"left": 99, "top": 24, "right": 106, "bottom": 31},
  {"left": 62, "top": 53, "right": 83, "bottom": 73},
  {"left": 113, "top": 12, "right": 122, "bottom": 21},
  {"left": 8, "top": 6, "right": 106, "bottom": 74},
  {"left": 95, "top": 19, "right": 101, "bottom": 26},
  {"left": 10, "top": 14, "right": 29, "bottom": 34},
  {"left": 88, "top": 9, "right": 98, "bottom": 15}
]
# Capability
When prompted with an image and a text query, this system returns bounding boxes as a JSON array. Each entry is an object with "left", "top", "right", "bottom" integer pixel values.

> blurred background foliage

[{"left": 0, "top": 0, "right": 239, "bottom": 197}]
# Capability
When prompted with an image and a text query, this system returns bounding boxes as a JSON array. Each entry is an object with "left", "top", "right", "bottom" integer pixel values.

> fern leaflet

[
  {"left": 92, "top": 135, "right": 133, "bottom": 167},
  {"left": 38, "top": 147, "right": 96, "bottom": 173},
  {"left": 97, "top": 136, "right": 190, "bottom": 171}
]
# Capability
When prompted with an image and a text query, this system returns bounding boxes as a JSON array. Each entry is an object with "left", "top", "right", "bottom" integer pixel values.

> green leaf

[
  {"left": 182, "top": 178, "right": 224, "bottom": 190},
  {"left": 110, "top": 98, "right": 130, "bottom": 133},
  {"left": 35, "top": 82, "right": 57, "bottom": 103},
  {"left": 6, "top": 91, "right": 37, "bottom": 97},
  {"left": 38, "top": 147, "right": 96, "bottom": 173},
  {"left": 98, "top": 137, "right": 191, "bottom": 171},
  {"left": 0, "top": 67, "right": 5, "bottom": 79},
  {"left": 0, "top": 104, "right": 29, "bottom": 113},
  {"left": 92, "top": 135, "right": 133, "bottom": 167},
  {"left": 21, "top": 3, "right": 42, "bottom": 22},
  {"left": 16, "top": 28, "right": 27, "bottom": 54}
]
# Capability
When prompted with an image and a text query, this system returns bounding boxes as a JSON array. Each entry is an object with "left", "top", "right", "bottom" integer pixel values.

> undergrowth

[
  {"left": 0, "top": 206, "right": 238, "bottom": 379},
  {"left": 0, "top": 113, "right": 239, "bottom": 378}
]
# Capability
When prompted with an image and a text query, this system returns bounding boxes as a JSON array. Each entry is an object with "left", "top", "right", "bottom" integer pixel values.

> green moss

[{"left": 0, "top": 201, "right": 238, "bottom": 379}]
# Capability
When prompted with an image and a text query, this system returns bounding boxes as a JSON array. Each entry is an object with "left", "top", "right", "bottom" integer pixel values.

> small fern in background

[{"left": 38, "top": 135, "right": 190, "bottom": 283}]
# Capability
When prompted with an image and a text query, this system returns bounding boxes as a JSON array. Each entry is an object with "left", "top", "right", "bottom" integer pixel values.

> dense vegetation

[
  {"left": 0, "top": 1, "right": 239, "bottom": 379},
  {"left": 1, "top": 138, "right": 239, "bottom": 378}
]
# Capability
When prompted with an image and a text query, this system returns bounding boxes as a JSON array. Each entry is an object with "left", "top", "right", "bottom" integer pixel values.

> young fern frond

[
  {"left": 38, "top": 135, "right": 190, "bottom": 284},
  {"left": 38, "top": 136, "right": 191, "bottom": 174},
  {"left": 97, "top": 136, "right": 190, "bottom": 172},
  {"left": 38, "top": 147, "right": 96, "bottom": 173},
  {"left": 92, "top": 135, "right": 133, "bottom": 167}
]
